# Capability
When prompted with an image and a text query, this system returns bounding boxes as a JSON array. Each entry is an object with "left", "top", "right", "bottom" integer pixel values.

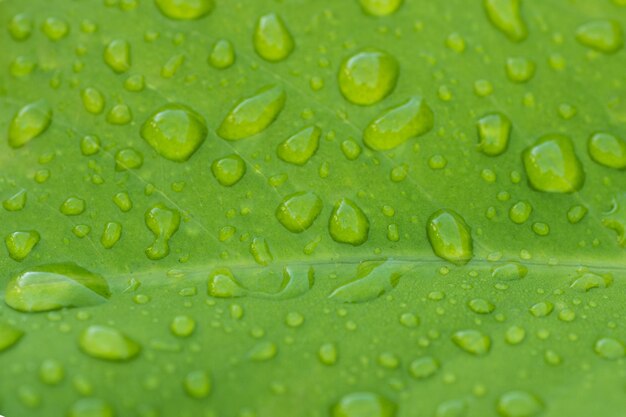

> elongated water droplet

[
  {"left": 79, "top": 325, "right": 140, "bottom": 361},
  {"left": 8, "top": 100, "right": 52, "bottom": 148},
  {"left": 576, "top": 20, "right": 623, "bottom": 53},
  {"left": 329, "top": 261, "right": 403, "bottom": 303},
  {"left": 594, "top": 337, "right": 625, "bottom": 360},
  {"left": 496, "top": 391, "right": 543, "bottom": 417},
  {"left": 276, "top": 191, "right": 323, "bottom": 233},
  {"left": 155, "top": 0, "right": 213, "bottom": 20},
  {"left": 570, "top": 272, "right": 612, "bottom": 292},
  {"left": 477, "top": 113, "right": 511, "bottom": 156},
  {"left": 207, "top": 268, "right": 247, "bottom": 298},
  {"left": 332, "top": 392, "right": 396, "bottom": 417},
  {"left": 492, "top": 262, "right": 527, "bottom": 280},
  {"left": 250, "top": 237, "right": 273, "bottom": 266},
  {"left": 5, "top": 263, "right": 110, "bottom": 312},
  {"left": 484, "top": 0, "right": 527, "bottom": 42},
  {"left": 338, "top": 49, "right": 399, "bottom": 105},
  {"left": 452, "top": 329, "right": 491, "bottom": 355},
  {"left": 217, "top": 85, "right": 286, "bottom": 140},
  {"left": 509, "top": 200, "right": 532, "bottom": 224},
  {"left": 5, "top": 231, "right": 40, "bottom": 261},
  {"left": 363, "top": 97, "right": 434, "bottom": 151},
  {"left": 427, "top": 209, "right": 473, "bottom": 265},
  {"left": 329, "top": 199, "right": 369, "bottom": 246},
  {"left": 81, "top": 87, "right": 105, "bottom": 115},
  {"left": 359, "top": 0, "right": 403, "bottom": 16},
  {"left": 141, "top": 104, "right": 208, "bottom": 162},
  {"left": 588, "top": 132, "right": 626, "bottom": 169},
  {"left": 277, "top": 126, "right": 320, "bottom": 165},
  {"left": 104, "top": 39, "right": 131, "bottom": 73},
  {"left": 409, "top": 356, "right": 439, "bottom": 379},
  {"left": 253, "top": 13, "right": 294, "bottom": 62},
  {"left": 522, "top": 134, "right": 584, "bottom": 193},
  {"left": 0, "top": 321, "right": 24, "bottom": 352},
  {"left": 211, "top": 154, "right": 246, "bottom": 186},
  {"left": 209, "top": 39, "right": 235, "bottom": 69},
  {"left": 145, "top": 204, "right": 180, "bottom": 260}
]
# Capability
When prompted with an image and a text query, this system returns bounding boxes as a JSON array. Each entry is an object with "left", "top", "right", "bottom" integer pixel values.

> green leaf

[{"left": 1, "top": 0, "right": 626, "bottom": 416}]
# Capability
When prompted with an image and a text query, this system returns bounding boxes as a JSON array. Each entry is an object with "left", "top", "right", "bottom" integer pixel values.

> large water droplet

[
  {"left": 329, "top": 199, "right": 369, "bottom": 246},
  {"left": 358, "top": 0, "right": 403, "bottom": 16},
  {"left": 217, "top": 85, "right": 286, "bottom": 140},
  {"left": 154, "top": 0, "right": 213, "bottom": 20},
  {"left": 277, "top": 126, "right": 321, "bottom": 165},
  {"left": 576, "top": 20, "right": 623, "bottom": 54},
  {"left": 496, "top": 391, "right": 543, "bottom": 417},
  {"left": 145, "top": 204, "right": 180, "bottom": 260},
  {"left": 211, "top": 154, "right": 246, "bottom": 186},
  {"left": 332, "top": 392, "right": 396, "bottom": 417},
  {"left": 8, "top": 100, "right": 52, "bottom": 148},
  {"left": 522, "top": 134, "right": 584, "bottom": 193},
  {"left": 5, "top": 230, "right": 40, "bottom": 261},
  {"left": 338, "top": 49, "right": 399, "bottom": 105},
  {"left": 477, "top": 113, "right": 511, "bottom": 156},
  {"left": 452, "top": 329, "right": 491, "bottom": 355},
  {"left": 9, "top": 14, "right": 33, "bottom": 41},
  {"left": 0, "top": 321, "right": 24, "bottom": 352},
  {"left": 276, "top": 191, "right": 323, "bottom": 233},
  {"left": 427, "top": 209, "right": 473, "bottom": 265},
  {"left": 588, "top": 132, "right": 626, "bottom": 169},
  {"left": 363, "top": 97, "right": 434, "bottom": 151},
  {"left": 141, "top": 104, "right": 208, "bottom": 162},
  {"left": 104, "top": 39, "right": 131, "bottom": 73},
  {"left": 329, "top": 260, "right": 403, "bottom": 303},
  {"left": 253, "top": 13, "right": 294, "bottom": 62},
  {"left": 570, "top": 272, "right": 612, "bottom": 292},
  {"left": 79, "top": 325, "right": 140, "bottom": 361},
  {"left": 207, "top": 268, "right": 246, "bottom": 298},
  {"left": 484, "top": 0, "right": 527, "bottom": 42},
  {"left": 4, "top": 263, "right": 110, "bottom": 313},
  {"left": 594, "top": 337, "right": 625, "bottom": 360}
]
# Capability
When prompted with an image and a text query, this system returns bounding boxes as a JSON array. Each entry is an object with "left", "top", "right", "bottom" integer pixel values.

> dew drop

[
  {"left": 468, "top": 298, "right": 495, "bottom": 314},
  {"left": 81, "top": 87, "right": 105, "bottom": 115},
  {"left": 0, "top": 321, "right": 24, "bottom": 352},
  {"left": 253, "top": 13, "right": 294, "bottom": 62},
  {"left": 42, "top": 17, "right": 69, "bottom": 41},
  {"left": 575, "top": 20, "right": 623, "bottom": 53},
  {"left": 183, "top": 370, "right": 212, "bottom": 398},
  {"left": 79, "top": 325, "right": 140, "bottom": 361},
  {"left": 69, "top": 398, "right": 114, "bottom": 417},
  {"left": 341, "top": 140, "right": 362, "bottom": 160},
  {"left": 484, "top": 0, "right": 527, "bottom": 42},
  {"left": 113, "top": 192, "right": 133, "bottom": 212},
  {"left": 100, "top": 222, "right": 122, "bottom": 249},
  {"left": 409, "top": 356, "right": 439, "bottom": 379},
  {"left": 9, "top": 14, "right": 33, "bottom": 41},
  {"left": 338, "top": 49, "right": 399, "bottom": 106},
  {"left": 5, "top": 231, "right": 40, "bottom": 262},
  {"left": 505, "top": 326, "right": 526, "bottom": 345},
  {"left": 570, "top": 272, "right": 612, "bottom": 292},
  {"left": 145, "top": 204, "right": 181, "bottom": 260},
  {"left": 276, "top": 191, "right": 323, "bottom": 233},
  {"left": 106, "top": 104, "right": 132, "bottom": 125},
  {"left": 207, "top": 268, "right": 246, "bottom": 298},
  {"left": 509, "top": 201, "right": 532, "bottom": 224},
  {"left": 8, "top": 100, "right": 52, "bottom": 148},
  {"left": 318, "top": 343, "right": 338, "bottom": 365},
  {"left": 363, "top": 97, "right": 434, "bottom": 151},
  {"left": 522, "top": 134, "right": 584, "bottom": 193},
  {"left": 452, "top": 329, "right": 491, "bottom": 355},
  {"left": 277, "top": 126, "right": 321, "bottom": 165},
  {"left": 248, "top": 341, "right": 278, "bottom": 361},
  {"left": 141, "top": 104, "right": 208, "bottom": 162},
  {"left": 209, "top": 39, "right": 235, "bottom": 69},
  {"left": 250, "top": 237, "right": 273, "bottom": 266},
  {"left": 496, "top": 391, "right": 543, "bottom": 417},
  {"left": 477, "top": 113, "right": 511, "bottom": 156},
  {"left": 104, "top": 39, "right": 131, "bottom": 73},
  {"left": 332, "top": 392, "right": 396, "bottom": 417},
  {"left": 329, "top": 261, "right": 402, "bottom": 303},
  {"left": 426, "top": 209, "right": 473, "bottom": 265},
  {"left": 4, "top": 263, "right": 110, "bottom": 313},
  {"left": 529, "top": 301, "right": 553, "bottom": 317},
  {"left": 211, "top": 154, "right": 246, "bottom": 186},
  {"left": 492, "top": 262, "right": 527, "bottom": 280},
  {"left": 154, "top": 0, "right": 214, "bottom": 20},
  {"left": 567, "top": 205, "right": 587, "bottom": 224},
  {"left": 329, "top": 199, "right": 369, "bottom": 246},
  {"left": 594, "top": 337, "right": 625, "bottom": 360},
  {"left": 217, "top": 85, "right": 286, "bottom": 140},
  {"left": 115, "top": 148, "right": 143, "bottom": 171},
  {"left": 39, "top": 359, "right": 64, "bottom": 385},
  {"left": 588, "top": 132, "right": 626, "bottom": 169},
  {"left": 359, "top": 0, "right": 403, "bottom": 16},
  {"left": 3, "top": 189, "right": 27, "bottom": 212},
  {"left": 505, "top": 57, "right": 535, "bottom": 83}
]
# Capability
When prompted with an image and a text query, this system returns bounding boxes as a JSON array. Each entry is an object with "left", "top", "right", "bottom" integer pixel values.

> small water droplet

[
  {"left": 39, "top": 359, "right": 64, "bottom": 385},
  {"left": 81, "top": 87, "right": 105, "bottom": 115},
  {"left": 570, "top": 272, "right": 612, "bottom": 292},
  {"left": 529, "top": 301, "right": 553, "bottom": 317},
  {"left": 217, "top": 85, "right": 286, "bottom": 140},
  {"left": 329, "top": 260, "right": 402, "bottom": 303},
  {"left": 106, "top": 104, "right": 132, "bottom": 125},
  {"left": 496, "top": 391, "right": 543, "bottom": 417},
  {"left": 452, "top": 330, "right": 491, "bottom": 355},
  {"left": 3, "top": 189, "right": 27, "bottom": 212},
  {"left": 8, "top": 100, "right": 52, "bottom": 148},
  {"left": 505, "top": 326, "right": 526, "bottom": 345},
  {"left": 468, "top": 298, "right": 495, "bottom": 314},
  {"left": 575, "top": 20, "right": 623, "bottom": 53},
  {"left": 115, "top": 148, "right": 143, "bottom": 171},
  {"left": 9, "top": 14, "right": 33, "bottom": 41},
  {"left": 104, "top": 39, "right": 131, "bottom": 73},
  {"left": 329, "top": 199, "right": 369, "bottom": 246},
  {"left": 477, "top": 113, "right": 511, "bottom": 156},
  {"left": 141, "top": 104, "right": 208, "bottom": 162},
  {"left": 341, "top": 139, "right": 362, "bottom": 160},
  {"left": 594, "top": 337, "right": 625, "bottom": 360},
  {"left": 409, "top": 356, "right": 439, "bottom": 379},
  {"left": 276, "top": 191, "right": 323, "bottom": 233},
  {"left": 484, "top": 0, "right": 527, "bottom": 42},
  {"left": 588, "top": 132, "right": 626, "bottom": 169},
  {"left": 207, "top": 268, "right": 246, "bottom": 298},
  {"left": 100, "top": 222, "right": 122, "bottom": 249},
  {"left": 155, "top": 0, "right": 214, "bottom": 20},
  {"left": 79, "top": 325, "right": 140, "bottom": 361},
  {"left": 318, "top": 342, "right": 338, "bottom": 365},
  {"left": 567, "top": 205, "right": 587, "bottom": 224},
  {"left": 5, "top": 230, "right": 40, "bottom": 261},
  {"left": 145, "top": 204, "right": 181, "bottom": 260},
  {"left": 113, "top": 192, "right": 133, "bottom": 212},
  {"left": 427, "top": 209, "right": 473, "bottom": 265},
  {"left": 332, "top": 392, "right": 396, "bottom": 417},
  {"left": 505, "top": 57, "right": 535, "bottom": 83},
  {"left": 68, "top": 398, "right": 114, "bottom": 417},
  {"left": 253, "top": 13, "right": 294, "bottom": 62},
  {"left": 248, "top": 341, "right": 277, "bottom": 361},
  {"left": 211, "top": 154, "right": 246, "bottom": 186},
  {"left": 209, "top": 39, "right": 235, "bottom": 69},
  {"left": 364, "top": 97, "right": 434, "bottom": 151},
  {"left": 42, "top": 17, "right": 69, "bottom": 41},
  {"left": 183, "top": 370, "right": 212, "bottom": 398},
  {"left": 250, "top": 237, "right": 273, "bottom": 266},
  {"left": 359, "top": 0, "right": 403, "bottom": 16},
  {"left": 492, "top": 262, "right": 527, "bottom": 280},
  {"left": 0, "top": 321, "right": 24, "bottom": 352},
  {"left": 277, "top": 126, "right": 321, "bottom": 165},
  {"left": 509, "top": 201, "right": 532, "bottom": 224},
  {"left": 338, "top": 49, "right": 398, "bottom": 106}
]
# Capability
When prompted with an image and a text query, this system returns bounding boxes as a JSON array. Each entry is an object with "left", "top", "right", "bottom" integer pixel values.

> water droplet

[
  {"left": 211, "top": 154, "right": 246, "bottom": 186},
  {"left": 446, "top": 32, "right": 466, "bottom": 53},
  {"left": 0, "top": 321, "right": 24, "bottom": 352},
  {"left": 248, "top": 341, "right": 278, "bottom": 361},
  {"left": 253, "top": 13, "right": 294, "bottom": 62},
  {"left": 285, "top": 311, "right": 304, "bottom": 328},
  {"left": 115, "top": 148, "right": 143, "bottom": 171},
  {"left": 588, "top": 132, "right": 626, "bottom": 169},
  {"left": 69, "top": 398, "right": 114, "bottom": 417},
  {"left": 492, "top": 262, "right": 527, "bottom": 280},
  {"left": 505, "top": 326, "right": 526, "bottom": 345},
  {"left": 338, "top": 49, "right": 399, "bottom": 105},
  {"left": 145, "top": 204, "right": 181, "bottom": 260},
  {"left": 477, "top": 113, "right": 511, "bottom": 156},
  {"left": 594, "top": 337, "right": 625, "bottom": 360},
  {"left": 250, "top": 237, "right": 273, "bottom": 266},
  {"left": 81, "top": 87, "right": 105, "bottom": 115},
  {"left": 529, "top": 301, "right": 553, "bottom": 317},
  {"left": 365, "top": 97, "right": 434, "bottom": 151},
  {"left": 183, "top": 370, "right": 212, "bottom": 398},
  {"left": 567, "top": 205, "right": 587, "bottom": 224},
  {"left": 170, "top": 315, "right": 196, "bottom": 337},
  {"left": 106, "top": 104, "right": 132, "bottom": 125},
  {"left": 113, "top": 192, "right": 133, "bottom": 212},
  {"left": 8, "top": 100, "right": 52, "bottom": 148},
  {"left": 155, "top": 0, "right": 213, "bottom": 20},
  {"left": 141, "top": 104, "right": 208, "bottom": 162},
  {"left": 124, "top": 74, "right": 145, "bottom": 92},
  {"left": 80, "top": 135, "right": 101, "bottom": 155},
  {"left": 4, "top": 263, "right": 110, "bottom": 312},
  {"left": 484, "top": 0, "right": 527, "bottom": 42},
  {"left": 522, "top": 134, "right": 584, "bottom": 193},
  {"left": 509, "top": 201, "right": 532, "bottom": 224},
  {"left": 42, "top": 17, "right": 69, "bottom": 41},
  {"left": 276, "top": 192, "right": 323, "bottom": 233},
  {"left": 79, "top": 325, "right": 140, "bottom": 361},
  {"left": 505, "top": 57, "right": 535, "bottom": 83},
  {"left": 3, "top": 189, "right": 27, "bottom": 212},
  {"left": 468, "top": 298, "right": 495, "bottom": 314},
  {"left": 329, "top": 260, "right": 402, "bottom": 303},
  {"left": 209, "top": 39, "right": 235, "bottom": 69},
  {"left": 531, "top": 222, "right": 549, "bottom": 236},
  {"left": 9, "top": 14, "right": 33, "bottom": 41},
  {"left": 161, "top": 54, "right": 185, "bottom": 78},
  {"left": 207, "top": 268, "right": 246, "bottom": 298},
  {"left": 277, "top": 126, "right": 321, "bottom": 165},
  {"left": 217, "top": 85, "right": 286, "bottom": 140},
  {"left": 329, "top": 199, "right": 369, "bottom": 246},
  {"left": 39, "top": 359, "right": 64, "bottom": 385},
  {"left": 436, "top": 399, "right": 467, "bottom": 417},
  {"left": 571, "top": 272, "right": 612, "bottom": 292},
  {"left": 452, "top": 330, "right": 491, "bottom": 355},
  {"left": 60, "top": 197, "right": 86, "bottom": 216},
  {"left": 332, "top": 392, "right": 396, "bottom": 417},
  {"left": 100, "top": 222, "right": 122, "bottom": 249},
  {"left": 104, "top": 39, "right": 131, "bottom": 73},
  {"left": 341, "top": 139, "right": 362, "bottom": 160},
  {"left": 409, "top": 356, "right": 439, "bottom": 379},
  {"left": 496, "top": 391, "right": 543, "bottom": 417},
  {"left": 575, "top": 20, "right": 623, "bottom": 53},
  {"left": 427, "top": 209, "right": 473, "bottom": 265},
  {"left": 359, "top": 0, "right": 403, "bottom": 16},
  {"left": 318, "top": 343, "right": 338, "bottom": 365},
  {"left": 5, "top": 231, "right": 40, "bottom": 261}
]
